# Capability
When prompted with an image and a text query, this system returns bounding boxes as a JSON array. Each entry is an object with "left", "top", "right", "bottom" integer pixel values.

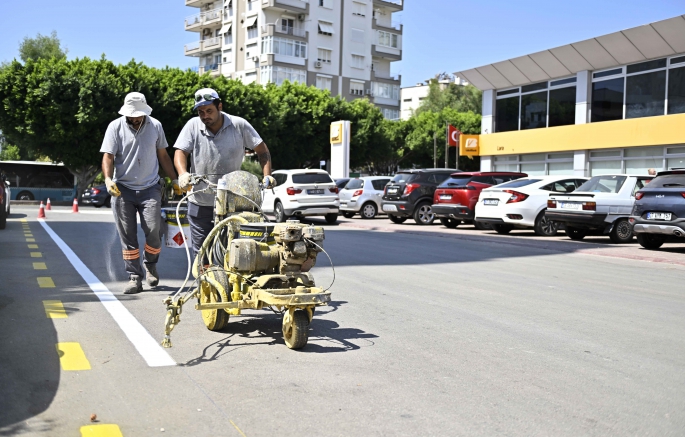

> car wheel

[
  {"left": 439, "top": 218, "right": 460, "bottom": 228},
  {"left": 94, "top": 204, "right": 102, "bottom": 208},
  {"left": 492, "top": 224, "right": 513, "bottom": 234},
  {"left": 342, "top": 211, "right": 355, "bottom": 219},
  {"left": 360, "top": 202, "right": 378, "bottom": 219},
  {"left": 413, "top": 202, "right": 435, "bottom": 225},
  {"left": 388, "top": 215, "right": 407, "bottom": 224},
  {"left": 565, "top": 226, "right": 586, "bottom": 241},
  {"left": 0, "top": 208, "right": 6, "bottom": 230},
  {"left": 325, "top": 213, "right": 338, "bottom": 224},
  {"left": 274, "top": 201, "right": 287, "bottom": 223},
  {"left": 609, "top": 219, "right": 633, "bottom": 244},
  {"left": 17, "top": 191, "right": 34, "bottom": 201},
  {"left": 474, "top": 221, "right": 491, "bottom": 230},
  {"left": 636, "top": 233, "right": 666, "bottom": 250},
  {"left": 534, "top": 211, "right": 558, "bottom": 236}
]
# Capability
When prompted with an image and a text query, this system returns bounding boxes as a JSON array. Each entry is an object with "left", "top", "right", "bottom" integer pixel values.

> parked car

[
  {"left": 630, "top": 170, "right": 685, "bottom": 249},
  {"left": 546, "top": 174, "right": 652, "bottom": 243},
  {"left": 381, "top": 169, "right": 458, "bottom": 225},
  {"left": 2, "top": 172, "right": 10, "bottom": 216},
  {"left": 335, "top": 178, "right": 350, "bottom": 190},
  {"left": 475, "top": 176, "right": 589, "bottom": 236},
  {"left": 339, "top": 176, "right": 391, "bottom": 219},
  {"left": 262, "top": 169, "right": 340, "bottom": 224},
  {"left": 81, "top": 185, "right": 111, "bottom": 208},
  {"left": 0, "top": 173, "right": 9, "bottom": 229},
  {"left": 432, "top": 171, "right": 527, "bottom": 229}
]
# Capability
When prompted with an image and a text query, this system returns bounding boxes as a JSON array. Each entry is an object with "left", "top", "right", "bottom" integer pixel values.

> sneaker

[
  {"left": 124, "top": 276, "right": 142, "bottom": 294},
  {"left": 144, "top": 264, "right": 159, "bottom": 287}
]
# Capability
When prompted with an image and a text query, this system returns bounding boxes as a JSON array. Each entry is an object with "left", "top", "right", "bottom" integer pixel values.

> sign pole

[
  {"left": 445, "top": 123, "right": 449, "bottom": 168},
  {"left": 433, "top": 133, "right": 437, "bottom": 168}
]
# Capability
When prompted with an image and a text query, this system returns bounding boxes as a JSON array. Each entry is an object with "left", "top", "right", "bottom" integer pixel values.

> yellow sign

[
  {"left": 330, "top": 122, "right": 342, "bottom": 144},
  {"left": 460, "top": 134, "right": 479, "bottom": 157}
]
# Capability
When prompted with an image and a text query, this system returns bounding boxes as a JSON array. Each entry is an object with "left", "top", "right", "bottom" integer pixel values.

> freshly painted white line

[
  {"left": 38, "top": 219, "right": 176, "bottom": 367},
  {"left": 41, "top": 209, "right": 114, "bottom": 215}
]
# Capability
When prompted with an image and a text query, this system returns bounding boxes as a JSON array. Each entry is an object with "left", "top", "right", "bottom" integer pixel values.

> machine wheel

[
  {"left": 388, "top": 215, "right": 406, "bottom": 224},
  {"left": 342, "top": 211, "right": 355, "bottom": 219},
  {"left": 439, "top": 218, "right": 461, "bottom": 228},
  {"left": 413, "top": 202, "right": 435, "bottom": 225},
  {"left": 636, "top": 233, "right": 666, "bottom": 250},
  {"left": 17, "top": 191, "right": 34, "bottom": 201},
  {"left": 610, "top": 219, "right": 633, "bottom": 244},
  {"left": 492, "top": 224, "right": 513, "bottom": 234},
  {"left": 274, "top": 201, "right": 287, "bottom": 223},
  {"left": 283, "top": 309, "right": 310, "bottom": 349},
  {"left": 325, "top": 213, "right": 338, "bottom": 224},
  {"left": 199, "top": 269, "right": 230, "bottom": 331},
  {"left": 534, "top": 211, "right": 558, "bottom": 236},
  {"left": 360, "top": 202, "right": 378, "bottom": 219},
  {"left": 565, "top": 226, "right": 586, "bottom": 241}
]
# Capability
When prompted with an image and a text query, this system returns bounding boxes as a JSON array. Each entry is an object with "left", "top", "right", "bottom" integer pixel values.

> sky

[{"left": 0, "top": 0, "right": 683, "bottom": 87}]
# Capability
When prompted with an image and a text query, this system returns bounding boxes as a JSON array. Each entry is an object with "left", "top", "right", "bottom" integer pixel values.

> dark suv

[
  {"left": 381, "top": 169, "right": 458, "bottom": 225},
  {"left": 432, "top": 172, "right": 527, "bottom": 229},
  {"left": 630, "top": 169, "right": 685, "bottom": 249}
]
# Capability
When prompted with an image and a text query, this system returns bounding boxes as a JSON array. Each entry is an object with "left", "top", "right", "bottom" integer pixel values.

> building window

[
  {"left": 223, "top": 48, "right": 232, "bottom": 63},
  {"left": 225, "top": 0, "right": 233, "bottom": 17},
  {"left": 318, "top": 0, "right": 332, "bottom": 8},
  {"left": 372, "top": 82, "right": 399, "bottom": 100},
  {"left": 548, "top": 86, "right": 576, "bottom": 127},
  {"left": 381, "top": 108, "right": 400, "bottom": 120},
  {"left": 351, "top": 54, "right": 364, "bottom": 69},
  {"left": 247, "top": 21, "right": 259, "bottom": 40},
  {"left": 495, "top": 95, "right": 520, "bottom": 132},
  {"left": 669, "top": 66, "right": 685, "bottom": 115},
  {"left": 350, "top": 81, "right": 364, "bottom": 96},
  {"left": 316, "top": 75, "right": 332, "bottom": 91},
  {"left": 377, "top": 31, "right": 398, "bottom": 48},
  {"left": 351, "top": 28, "right": 364, "bottom": 43},
  {"left": 591, "top": 78, "right": 624, "bottom": 122},
  {"left": 224, "top": 30, "right": 233, "bottom": 45},
  {"left": 260, "top": 66, "right": 306, "bottom": 85},
  {"left": 493, "top": 152, "right": 574, "bottom": 175},
  {"left": 247, "top": 0, "right": 254, "bottom": 11},
  {"left": 317, "top": 48, "right": 332, "bottom": 64},
  {"left": 318, "top": 21, "right": 334, "bottom": 36},
  {"left": 352, "top": 1, "right": 366, "bottom": 16},
  {"left": 261, "top": 36, "right": 307, "bottom": 59},
  {"left": 246, "top": 42, "right": 257, "bottom": 59},
  {"left": 521, "top": 90, "right": 547, "bottom": 130}
]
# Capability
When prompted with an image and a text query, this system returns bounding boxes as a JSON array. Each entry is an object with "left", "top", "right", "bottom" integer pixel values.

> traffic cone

[
  {"left": 72, "top": 198, "right": 79, "bottom": 213},
  {"left": 46, "top": 198, "right": 52, "bottom": 210},
  {"left": 38, "top": 202, "right": 46, "bottom": 219}
]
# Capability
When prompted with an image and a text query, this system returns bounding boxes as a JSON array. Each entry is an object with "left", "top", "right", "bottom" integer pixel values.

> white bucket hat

[{"left": 118, "top": 92, "right": 153, "bottom": 117}]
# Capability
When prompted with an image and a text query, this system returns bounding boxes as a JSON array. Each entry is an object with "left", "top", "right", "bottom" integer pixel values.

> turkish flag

[{"left": 448, "top": 124, "right": 462, "bottom": 147}]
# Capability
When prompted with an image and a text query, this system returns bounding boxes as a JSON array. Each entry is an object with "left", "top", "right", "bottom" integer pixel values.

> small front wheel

[
  {"left": 610, "top": 219, "right": 633, "bottom": 244},
  {"left": 283, "top": 310, "right": 310, "bottom": 349}
]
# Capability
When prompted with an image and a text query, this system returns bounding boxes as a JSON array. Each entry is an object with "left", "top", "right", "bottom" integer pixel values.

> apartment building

[
  {"left": 400, "top": 76, "right": 469, "bottom": 120},
  {"left": 183, "top": 0, "right": 404, "bottom": 119}
]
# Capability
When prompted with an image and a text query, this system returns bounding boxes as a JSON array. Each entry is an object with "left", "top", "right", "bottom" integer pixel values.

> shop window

[
  {"left": 589, "top": 160, "right": 622, "bottom": 176},
  {"left": 591, "top": 78, "right": 624, "bottom": 122},
  {"left": 548, "top": 161, "right": 574, "bottom": 175},
  {"left": 521, "top": 91, "right": 547, "bottom": 130},
  {"left": 667, "top": 157, "right": 685, "bottom": 170},
  {"left": 495, "top": 96, "right": 519, "bottom": 132},
  {"left": 625, "top": 70, "right": 666, "bottom": 119},
  {"left": 548, "top": 86, "right": 576, "bottom": 127},
  {"left": 668, "top": 66, "right": 685, "bottom": 114}
]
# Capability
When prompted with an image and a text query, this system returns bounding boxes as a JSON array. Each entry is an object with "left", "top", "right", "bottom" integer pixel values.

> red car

[{"left": 432, "top": 172, "right": 527, "bottom": 228}]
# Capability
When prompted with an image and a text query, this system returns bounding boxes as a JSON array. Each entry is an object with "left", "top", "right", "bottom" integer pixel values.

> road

[{"left": 1, "top": 206, "right": 684, "bottom": 437}]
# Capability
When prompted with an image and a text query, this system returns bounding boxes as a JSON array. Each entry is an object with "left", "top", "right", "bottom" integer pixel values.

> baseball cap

[{"left": 193, "top": 88, "right": 221, "bottom": 110}]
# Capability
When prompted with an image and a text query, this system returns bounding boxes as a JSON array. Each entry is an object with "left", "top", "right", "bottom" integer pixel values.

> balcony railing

[
  {"left": 202, "top": 36, "right": 222, "bottom": 49},
  {"left": 185, "top": 8, "right": 223, "bottom": 29},
  {"left": 261, "top": 0, "right": 309, "bottom": 12},
  {"left": 199, "top": 63, "right": 220, "bottom": 74},
  {"left": 372, "top": 71, "right": 400, "bottom": 81},
  {"left": 276, "top": 24, "right": 306, "bottom": 37},
  {"left": 185, "top": 41, "right": 201, "bottom": 52},
  {"left": 374, "top": 17, "right": 402, "bottom": 31}
]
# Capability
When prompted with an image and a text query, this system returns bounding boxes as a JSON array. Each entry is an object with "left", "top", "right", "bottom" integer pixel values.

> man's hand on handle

[
  {"left": 178, "top": 172, "right": 192, "bottom": 192},
  {"left": 262, "top": 175, "right": 276, "bottom": 189},
  {"left": 105, "top": 177, "right": 121, "bottom": 197}
]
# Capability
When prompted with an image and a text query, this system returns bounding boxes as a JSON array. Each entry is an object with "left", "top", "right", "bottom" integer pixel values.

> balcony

[
  {"left": 261, "top": 23, "right": 308, "bottom": 41},
  {"left": 185, "top": 8, "right": 223, "bottom": 31},
  {"left": 371, "top": 70, "right": 401, "bottom": 84},
  {"left": 198, "top": 63, "right": 221, "bottom": 76},
  {"left": 184, "top": 41, "right": 201, "bottom": 56},
  {"left": 261, "top": 0, "right": 309, "bottom": 14},
  {"left": 372, "top": 0, "right": 403, "bottom": 11},
  {"left": 185, "top": 0, "right": 214, "bottom": 7},
  {"left": 372, "top": 17, "right": 403, "bottom": 33},
  {"left": 372, "top": 44, "right": 402, "bottom": 61},
  {"left": 184, "top": 37, "right": 222, "bottom": 56}
]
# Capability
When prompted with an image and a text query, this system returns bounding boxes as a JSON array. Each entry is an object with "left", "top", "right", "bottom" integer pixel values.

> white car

[
  {"left": 546, "top": 174, "right": 653, "bottom": 243},
  {"left": 474, "top": 176, "right": 589, "bottom": 236},
  {"left": 262, "top": 169, "right": 340, "bottom": 224},
  {"left": 339, "top": 176, "right": 391, "bottom": 219}
]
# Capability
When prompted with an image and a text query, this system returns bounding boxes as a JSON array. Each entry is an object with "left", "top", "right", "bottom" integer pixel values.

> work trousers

[
  {"left": 112, "top": 183, "right": 163, "bottom": 279},
  {"left": 187, "top": 202, "right": 214, "bottom": 266}
]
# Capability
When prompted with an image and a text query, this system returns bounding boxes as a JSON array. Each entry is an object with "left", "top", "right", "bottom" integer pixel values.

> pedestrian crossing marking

[
  {"left": 33, "top": 262, "right": 47, "bottom": 270},
  {"left": 25, "top": 234, "right": 34, "bottom": 237},
  {"left": 27, "top": 238, "right": 36, "bottom": 242},
  {"left": 56, "top": 342, "right": 91, "bottom": 371},
  {"left": 79, "top": 424, "right": 123, "bottom": 437},
  {"left": 20, "top": 219, "right": 27, "bottom": 222},
  {"left": 37, "top": 277, "right": 55, "bottom": 288},
  {"left": 43, "top": 300, "right": 67, "bottom": 318},
  {"left": 28, "top": 244, "right": 39, "bottom": 249},
  {"left": 30, "top": 252, "right": 42, "bottom": 257}
]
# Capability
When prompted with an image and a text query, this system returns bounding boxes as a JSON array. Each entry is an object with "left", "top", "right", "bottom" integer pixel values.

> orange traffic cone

[
  {"left": 38, "top": 202, "right": 46, "bottom": 219},
  {"left": 46, "top": 198, "right": 52, "bottom": 210},
  {"left": 72, "top": 198, "right": 79, "bottom": 213}
]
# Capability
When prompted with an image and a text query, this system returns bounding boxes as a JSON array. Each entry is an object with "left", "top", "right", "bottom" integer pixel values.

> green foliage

[
  {"left": 0, "top": 144, "right": 21, "bottom": 161},
  {"left": 415, "top": 78, "right": 482, "bottom": 116},
  {"left": 19, "top": 31, "right": 67, "bottom": 63},
  {"left": 240, "top": 158, "right": 263, "bottom": 177}
]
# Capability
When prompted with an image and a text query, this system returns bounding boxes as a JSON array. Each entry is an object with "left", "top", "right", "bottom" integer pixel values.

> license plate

[
  {"left": 559, "top": 202, "right": 581, "bottom": 210},
  {"left": 387, "top": 187, "right": 399, "bottom": 194},
  {"left": 439, "top": 195, "right": 452, "bottom": 200},
  {"left": 647, "top": 212, "right": 672, "bottom": 220},
  {"left": 308, "top": 189, "right": 324, "bottom": 195},
  {"left": 483, "top": 199, "right": 498, "bottom": 205},
  {"left": 383, "top": 204, "right": 397, "bottom": 212}
]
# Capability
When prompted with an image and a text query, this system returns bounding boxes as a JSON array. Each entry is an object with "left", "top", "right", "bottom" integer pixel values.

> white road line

[{"left": 38, "top": 219, "right": 176, "bottom": 367}]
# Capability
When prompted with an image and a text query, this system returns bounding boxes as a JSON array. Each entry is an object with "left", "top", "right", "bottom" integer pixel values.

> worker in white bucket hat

[{"left": 100, "top": 92, "right": 182, "bottom": 294}]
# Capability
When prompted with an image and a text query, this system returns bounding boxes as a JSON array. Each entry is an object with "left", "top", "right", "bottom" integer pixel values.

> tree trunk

[{"left": 67, "top": 165, "right": 100, "bottom": 204}]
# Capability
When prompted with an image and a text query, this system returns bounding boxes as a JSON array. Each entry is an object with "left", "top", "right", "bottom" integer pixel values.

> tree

[
  {"left": 19, "top": 31, "right": 67, "bottom": 63},
  {"left": 0, "top": 144, "right": 21, "bottom": 161},
  {"left": 415, "top": 75, "right": 482, "bottom": 116}
]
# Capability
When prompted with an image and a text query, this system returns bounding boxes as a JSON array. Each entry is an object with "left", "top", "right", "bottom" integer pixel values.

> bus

[{"left": 0, "top": 161, "right": 76, "bottom": 201}]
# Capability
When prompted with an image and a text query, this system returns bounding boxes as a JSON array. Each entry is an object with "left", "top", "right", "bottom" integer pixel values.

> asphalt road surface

[{"left": 1, "top": 206, "right": 684, "bottom": 437}]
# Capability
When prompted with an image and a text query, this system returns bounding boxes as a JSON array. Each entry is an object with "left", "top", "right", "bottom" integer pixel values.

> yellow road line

[
  {"left": 26, "top": 238, "right": 36, "bottom": 242},
  {"left": 56, "top": 342, "right": 91, "bottom": 371},
  {"left": 79, "top": 424, "right": 123, "bottom": 437},
  {"left": 37, "top": 277, "right": 55, "bottom": 288},
  {"left": 33, "top": 262, "right": 47, "bottom": 270},
  {"left": 28, "top": 244, "right": 39, "bottom": 249},
  {"left": 43, "top": 300, "right": 67, "bottom": 318},
  {"left": 30, "top": 252, "right": 42, "bottom": 257},
  {"left": 20, "top": 219, "right": 27, "bottom": 222},
  {"left": 230, "top": 420, "right": 248, "bottom": 437}
]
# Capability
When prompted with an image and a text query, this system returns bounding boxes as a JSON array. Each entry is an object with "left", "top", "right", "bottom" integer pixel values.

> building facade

[
  {"left": 456, "top": 15, "right": 685, "bottom": 176},
  {"left": 400, "top": 76, "right": 468, "bottom": 120},
  {"left": 184, "top": 0, "right": 404, "bottom": 119}
]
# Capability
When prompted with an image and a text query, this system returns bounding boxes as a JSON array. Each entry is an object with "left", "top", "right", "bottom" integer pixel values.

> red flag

[{"left": 448, "top": 124, "right": 462, "bottom": 147}]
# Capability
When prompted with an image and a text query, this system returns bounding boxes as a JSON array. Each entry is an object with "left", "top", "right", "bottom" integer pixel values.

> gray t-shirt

[
  {"left": 173, "top": 112, "right": 263, "bottom": 206},
  {"left": 100, "top": 116, "right": 168, "bottom": 190}
]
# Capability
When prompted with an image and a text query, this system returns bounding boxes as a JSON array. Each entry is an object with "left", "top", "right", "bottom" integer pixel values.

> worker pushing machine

[
  {"left": 100, "top": 92, "right": 181, "bottom": 294},
  {"left": 173, "top": 88, "right": 275, "bottom": 263}
]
